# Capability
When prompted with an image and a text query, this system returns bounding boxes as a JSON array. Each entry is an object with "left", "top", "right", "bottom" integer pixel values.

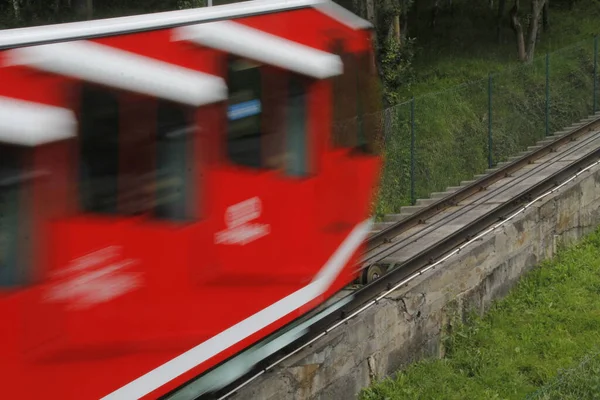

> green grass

[
  {"left": 532, "top": 349, "right": 600, "bottom": 399},
  {"left": 403, "top": 0, "right": 600, "bottom": 99},
  {"left": 359, "top": 228, "right": 600, "bottom": 400},
  {"left": 373, "top": 0, "right": 600, "bottom": 220}
]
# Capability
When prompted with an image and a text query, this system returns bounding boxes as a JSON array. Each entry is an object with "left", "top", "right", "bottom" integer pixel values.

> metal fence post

[
  {"left": 488, "top": 74, "right": 493, "bottom": 169},
  {"left": 594, "top": 35, "right": 598, "bottom": 113},
  {"left": 410, "top": 96, "right": 416, "bottom": 206},
  {"left": 382, "top": 108, "right": 389, "bottom": 146},
  {"left": 545, "top": 52, "right": 550, "bottom": 136}
]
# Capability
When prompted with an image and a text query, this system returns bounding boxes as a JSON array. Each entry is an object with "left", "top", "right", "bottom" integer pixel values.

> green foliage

[
  {"left": 373, "top": 0, "right": 600, "bottom": 220},
  {"left": 373, "top": 102, "right": 413, "bottom": 218},
  {"left": 360, "top": 227, "right": 600, "bottom": 400},
  {"left": 0, "top": 0, "right": 207, "bottom": 29},
  {"left": 380, "top": 36, "right": 416, "bottom": 106},
  {"left": 176, "top": 0, "right": 207, "bottom": 9},
  {"left": 530, "top": 348, "right": 600, "bottom": 399}
]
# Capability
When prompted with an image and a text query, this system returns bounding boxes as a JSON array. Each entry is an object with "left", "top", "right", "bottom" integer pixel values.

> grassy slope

[
  {"left": 402, "top": 0, "right": 600, "bottom": 99},
  {"left": 374, "top": 0, "right": 600, "bottom": 220},
  {"left": 359, "top": 228, "right": 600, "bottom": 400}
]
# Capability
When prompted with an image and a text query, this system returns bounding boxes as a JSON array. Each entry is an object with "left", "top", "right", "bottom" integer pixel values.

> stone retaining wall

[{"left": 231, "top": 162, "right": 600, "bottom": 400}]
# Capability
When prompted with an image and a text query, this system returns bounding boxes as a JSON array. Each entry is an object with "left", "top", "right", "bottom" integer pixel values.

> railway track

[{"left": 164, "top": 113, "right": 600, "bottom": 400}]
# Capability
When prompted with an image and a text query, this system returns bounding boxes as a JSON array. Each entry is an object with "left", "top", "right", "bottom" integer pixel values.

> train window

[
  {"left": 78, "top": 85, "right": 198, "bottom": 221},
  {"left": 226, "top": 57, "right": 263, "bottom": 168},
  {"left": 78, "top": 85, "right": 120, "bottom": 214},
  {"left": 0, "top": 145, "right": 32, "bottom": 287},
  {"left": 329, "top": 38, "right": 358, "bottom": 149},
  {"left": 330, "top": 39, "right": 383, "bottom": 156},
  {"left": 331, "top": 51, "right": 358, "bottom": 149},
  {"left": 285, "top": 76, "right": 309, "bottom": 177},
  {"left": 224, "top": 57, "right": 310, "bottom": 174},
  {"left": 260, "top": 67, "right": 286, "bottom": 171},
  {"left": 155, "top": 101, "right": 196, "bottom": 221},
  {"left": 355, "top": 51, "right": 384, "bottom": 155}
]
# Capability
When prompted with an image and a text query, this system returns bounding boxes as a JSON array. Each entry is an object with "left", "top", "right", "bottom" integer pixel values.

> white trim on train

[
  {"left": 101, "top": 218, "right": 373, "bottom": 400},
  {"left": 3, "top": 40, "right": 228, "bottom": 107},
  {"left": 0, "top": 0, "right": 371, "bottom": 49},
  {"left": 173, "top": 20, "right": 343, "bottom": 79},
  {"left": 0, "top": 96, "right": 76, "bottom": 146}
]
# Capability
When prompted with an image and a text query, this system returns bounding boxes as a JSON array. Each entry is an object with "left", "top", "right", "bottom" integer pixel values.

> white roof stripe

[
  {"left": 0, "top": 96, "right": 77, "bottom": 146},
  {"left": 173, "top": 21, "right": 343, "bottom": 79},
  {"left": 3, "top": 41, "right": 227, "bottom": 107},
  {"left": 0, "top": 0, "right": 371, "bottom": 49},
  {"left": 101, "top": 218, "right": 372, "bottom": 400},
  {"left": 314, "top": 0, "right": 372, "bottom": 29}
]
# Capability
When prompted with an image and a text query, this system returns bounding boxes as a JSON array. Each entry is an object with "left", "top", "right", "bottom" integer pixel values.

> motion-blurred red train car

[{"left": 0, "top": 0, "right": 383, "bottom": 398}]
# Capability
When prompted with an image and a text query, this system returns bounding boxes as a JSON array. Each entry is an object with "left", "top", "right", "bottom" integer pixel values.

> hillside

[{"left": 374, "top": 0, "right": 600, "bottom": 219}]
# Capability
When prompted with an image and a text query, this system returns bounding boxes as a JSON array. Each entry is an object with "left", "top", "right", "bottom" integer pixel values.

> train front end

[{"left": 0, "top": 1, "right": 384, "bottom": 398}]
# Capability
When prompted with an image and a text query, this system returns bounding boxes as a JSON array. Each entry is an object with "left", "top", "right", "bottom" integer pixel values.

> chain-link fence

[{"left": 374, "top": 36, "right": 599, "bottom": 221}]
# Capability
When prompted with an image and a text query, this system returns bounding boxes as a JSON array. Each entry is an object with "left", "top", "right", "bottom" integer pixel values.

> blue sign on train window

[{"left": 227, "top": 99, "right": 262, "bottom": 121}]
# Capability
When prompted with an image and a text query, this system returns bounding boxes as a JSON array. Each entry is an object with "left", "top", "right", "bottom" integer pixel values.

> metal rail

[
  {"left": 168, "top": 114, "right": 600, "bottom": 400},
  {"left": 360, "top": 122, "right": 600, "bottom": 269},
  {"left": 365, "top": 116, "right": 600, "bottom": 253}
]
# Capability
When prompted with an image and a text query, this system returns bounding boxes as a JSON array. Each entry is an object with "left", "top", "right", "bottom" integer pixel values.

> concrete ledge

[{"left": 232, "top": 163, "right": 600, "bottom": 400}]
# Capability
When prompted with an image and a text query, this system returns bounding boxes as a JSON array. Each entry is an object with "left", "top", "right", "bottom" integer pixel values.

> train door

[
  {"left": 0, "top": 91, "right": 78, "bottom": 368},
  {"left": 213, "top": 64, "right": 324, "bottom": 285},
  {"left": 4, "top": 39, "right": 227, "bottom": 355},
  {"left": 0, "top": 94, "right": 76, "bottom": 290},
  {"left": 198, "top": 56, "right": 272, "bottom": 284},
  {"left": 58, "top": 83, "right": 218, "bottom": 349},
  {"left": 216, "top": 60, "right": 324, "bottom": 284},
  {"left": 174, "top": 21, "right": 343, "bottom": 284}
]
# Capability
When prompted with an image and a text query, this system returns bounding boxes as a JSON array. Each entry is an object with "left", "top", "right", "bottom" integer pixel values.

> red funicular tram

[{"left": 0, "top": 0, "right": 383, "bottom": 398}]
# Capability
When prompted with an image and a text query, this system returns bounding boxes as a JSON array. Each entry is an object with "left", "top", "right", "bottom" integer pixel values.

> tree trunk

[
  {"left": 392, "top": 14, "right": 401, "bottom": 44},
  {"left": 74, "top": 0, "right": 93, "bottom": 19},
  {"left": 496, "top": 0, "right": 506, "bottom": 43},
  {"left": 542, "top": 0, "right": 549, "bottom": 32},
  {"left": 401, "top": 8, "right": 408, "bottom": 39},
  {"left": 371, "top": 33, "right": 388, "bottom": 108},
  {"left": 365, "top": 0, "right": 376, "bottom": 26},
  {"left": 86, "top": 0, "right": 93, "bottom": 19},
  {"left": 431, "top": 0, "right": 440, "bottom": 29},
  {"left": 524, "top": 0, "right": 545, "bottom": 62},
  {"left": 509, "top": 0, "right": 526, "bottom": 61},
  {"left": 510, "top": 0, "right": 546, "bottom": 62},
  {"left": 397, "top": 12, "right": 403, "bottom": 46},
  {"left": 12, "top": 0, "right": 20, "bottom": 21}
]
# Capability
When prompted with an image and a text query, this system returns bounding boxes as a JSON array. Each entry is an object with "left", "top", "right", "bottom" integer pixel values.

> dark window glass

[
  {"left": 285, "top": 76, "right": 308, "bottom": 177},
  {"left": 155, "top": 101, "right": 196, "bottom": 221},
  {"left": 0, "top": 145, "right": 32, "bottom": 287},
  {"left": 78, "top": 85, "right": 120, "bottom": 214},
  {"left": 224, "top": 57, "right": 310, "bottom": 175},
  {"left": 331, "top": 41, "right": 358, "bottom": 149},
  {"left": 261, "top": 67, "right": 287, "bottom": 171},
  {"left": 330, "top": 40, "right": 384, "bottom": 156},
  {"left": 78, "top": 85, "right": 198, "bottom": 222},
  {"left": 356, "top": 51, "right": 384, "bottom": 155},
  {"left": 226, "top": 57, "right": 263, "bottom": 168}
]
